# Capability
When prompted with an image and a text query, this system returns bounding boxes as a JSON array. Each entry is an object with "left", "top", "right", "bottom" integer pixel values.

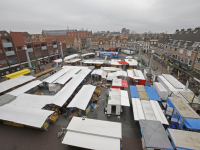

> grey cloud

[{"left": 0, "top": 0, "right": 200, "bottom": 34}]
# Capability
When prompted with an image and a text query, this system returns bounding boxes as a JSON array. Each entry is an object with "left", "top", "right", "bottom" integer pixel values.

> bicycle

[{"left": 58, "top": 127, "right": 67, "bottom": 138}]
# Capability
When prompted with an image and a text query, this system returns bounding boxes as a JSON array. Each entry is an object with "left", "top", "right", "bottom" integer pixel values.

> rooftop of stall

[
  {"left": 167, "top": 128, "right": 200, "bottom": 150},
  {"left": 62, "top": 117, "right": 122, "bottom": 150},
  {"left": 167, "top": 97, "right": 200, "bottom": 119}
]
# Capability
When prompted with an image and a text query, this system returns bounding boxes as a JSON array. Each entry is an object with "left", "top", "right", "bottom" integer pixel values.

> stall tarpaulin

[
  {"left": 122, "top": 80, "right": 128, "bottom": 87},
  {"left": 139, "top": 120, "right": 173, "bottom": 149},
  {"left": 130, "top": 86, "right": 139, "bottom": 98},
  {"left": 117, "top": 61, "right": 129, "bottom": 65}
]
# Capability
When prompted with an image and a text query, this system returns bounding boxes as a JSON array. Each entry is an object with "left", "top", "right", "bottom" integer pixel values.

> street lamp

[
  {"left": 145, "top": 49, "right": 154, "bottom": 86},
  {"left": 137, "top": 44, "right": 142, "bottom": 70},
  {"left": 59, "top": 42, "right": 64, "bottom": 66},
  {"left": 78, "top": 40, "right": 81, "bottom": 54},
  {"left": 24, "top": 45, "right": 34, "bottom": 75}
]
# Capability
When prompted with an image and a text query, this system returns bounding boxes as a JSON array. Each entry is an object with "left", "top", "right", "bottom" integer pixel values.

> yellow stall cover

[{"left": 5, "top": 69, "right": 30, "bottom": 80}]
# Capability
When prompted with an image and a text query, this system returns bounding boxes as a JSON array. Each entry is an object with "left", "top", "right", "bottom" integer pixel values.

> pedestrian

[{"left": 171, "top": 72, "right": 173, "bottom": 76}]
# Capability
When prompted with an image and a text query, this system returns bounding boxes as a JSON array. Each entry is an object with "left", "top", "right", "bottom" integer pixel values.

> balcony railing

[
  {"left": 42, "top": 46, "right": 47, "bottom": 50},
  {"left": 53, "top": 45, "right": 57, "bottom": 48},
  {"left": 6, "top": 50, "right": 15, "bottom": 56},
  {"left": 27, "top": 48, "right": 33, "bottom": 53},
  {"left": 3, "top": 42, "right": 13, "bottom": 48}
]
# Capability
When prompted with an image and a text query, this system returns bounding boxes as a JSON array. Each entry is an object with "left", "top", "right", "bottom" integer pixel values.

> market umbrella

[{"left": 139, "top": 120, "right": 173, "bottom": 149}]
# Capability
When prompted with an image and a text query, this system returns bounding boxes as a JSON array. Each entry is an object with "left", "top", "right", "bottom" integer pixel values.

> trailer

[
  {"left": 153, "top": 82, "right": 168, "bottom": 101},
  {"left": 166, "top": 97, "right": 200, "bottom": 129},
  {"left": 157, "top": 75, "right": 192, "bottom": 96}
]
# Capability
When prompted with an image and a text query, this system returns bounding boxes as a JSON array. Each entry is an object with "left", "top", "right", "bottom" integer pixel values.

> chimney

[
  {"left": 187, "top": 28, "right": 192, "bottom": 32},
  {"left": 195, "top": 26, "right": 200, "bottom": 31},
  {"left": 180, "top": 28, "right": 185, "bottom": 32},
  {"left": 175, "top": 29, "right": 179, "bottom": 32}
]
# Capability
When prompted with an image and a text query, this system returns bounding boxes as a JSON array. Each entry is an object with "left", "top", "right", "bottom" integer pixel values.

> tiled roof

[{"left": 42, "top": 30, "right": 76, "bottom": 36}]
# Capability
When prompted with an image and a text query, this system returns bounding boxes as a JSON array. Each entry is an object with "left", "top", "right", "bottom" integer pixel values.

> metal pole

[
  {"left": 137, "top": 44, "right": 141, "bottom": 70},
  {"left": 25, "top": 46, "right": 34, "bottom": 76},
  {"left": 145, "top": 50, "right": 154, "bottom": 86},
  {"left": 60, "top": 42, "right": 64, "bottom": 66}
]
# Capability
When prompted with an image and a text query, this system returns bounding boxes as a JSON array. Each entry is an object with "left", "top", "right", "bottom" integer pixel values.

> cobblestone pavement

[{"left": 0, "top": 52, "right": 143, "bottom": 150}]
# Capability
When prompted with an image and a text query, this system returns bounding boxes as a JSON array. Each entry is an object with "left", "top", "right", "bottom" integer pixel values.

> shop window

[
  {"left": 0, "top": 60, "right": 7, "bottom": 67},
  {"left": 196, "top": 57, "right": 200, "bottom": 64},
  {"left": 8, "top": 57, "right": 18, "bottom": 65}
]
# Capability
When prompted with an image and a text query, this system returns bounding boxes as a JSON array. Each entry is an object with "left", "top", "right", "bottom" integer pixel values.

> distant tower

[{"left": 67, "top": 25, "right": 69, "bottom": 30}]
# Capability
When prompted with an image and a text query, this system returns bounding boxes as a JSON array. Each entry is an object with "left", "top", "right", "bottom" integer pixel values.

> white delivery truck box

[{"left": 153, "top": 82, "right": 168, "bottom": 101}]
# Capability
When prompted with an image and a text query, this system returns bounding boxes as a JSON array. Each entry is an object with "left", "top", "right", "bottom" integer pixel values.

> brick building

[
  {"left": 156, "top": 27, "right": 200, "bottom": 74},
  {"left": 0, "top": 31, "right": 71, "bottom": 78}
]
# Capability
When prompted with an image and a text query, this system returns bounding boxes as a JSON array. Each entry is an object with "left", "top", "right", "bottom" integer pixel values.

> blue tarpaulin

[
  {"left": 144, "top": 86, "right": 161, "bottom": 101},
  {"left": 181, "top": 118, "right": 200, "bottom": 130},
  {"left": 130, "top": 86, "right": 139, "bottom": 98}
]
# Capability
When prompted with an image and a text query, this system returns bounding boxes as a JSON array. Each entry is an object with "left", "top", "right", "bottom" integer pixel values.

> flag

[{"left": 178, "top": 71, "right": 179, "bottom": 77}]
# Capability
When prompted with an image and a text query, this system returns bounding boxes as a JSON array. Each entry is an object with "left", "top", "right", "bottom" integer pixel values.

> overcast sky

[{"left": 0, "top": 0, "right": 200, "bottom": 34}]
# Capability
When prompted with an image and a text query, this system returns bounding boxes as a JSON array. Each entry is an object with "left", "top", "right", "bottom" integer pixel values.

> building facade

[
  {"left": 0, "top": 31, "right": 71, "bottom": 78},
  {"left": 155, "top": 27, "right": 200, "bottom": 74}
]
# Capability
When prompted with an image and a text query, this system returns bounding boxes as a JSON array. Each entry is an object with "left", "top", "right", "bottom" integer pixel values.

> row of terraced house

[
  {"left": 155, "top": 27, "right": 200, "bottom": 75},
  {"left": 90, "top": 36, "right": 158, "bottom": 52}
]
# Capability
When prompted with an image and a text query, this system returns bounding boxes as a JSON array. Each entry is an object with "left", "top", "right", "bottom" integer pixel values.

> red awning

[
  {"left": 109, "top": 48, "right": 115, "bottom": 50},
  {"left": 117, "top": 61, "right": 129, "bottom": 65},
  {"left": 122, "top": 80, "right": 128, "bottom": 87}
]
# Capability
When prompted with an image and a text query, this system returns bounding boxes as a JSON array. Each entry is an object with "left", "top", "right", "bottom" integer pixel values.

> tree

[{"left": 131, "top": 30, "right": 137, "bottom": 34}]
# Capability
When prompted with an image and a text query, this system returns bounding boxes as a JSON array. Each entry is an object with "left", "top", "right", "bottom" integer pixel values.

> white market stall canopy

[
  {"left": 53, "top": 68, "right": 81, "bottom": 84},
  {"left": 9, "top": 93, "right": 54, "bottom": 109},
  {"left": 62, "top": 117, "right": 122, "bottom": 150},
  {"left": 67, "top": 85, "right": 96, "bottom": 110},
  {"left": 64, "top": 54, "right": 79, "bottom": 61},
  {"left": 127, "top": 69, "right": 145, "bottom": 80},
  {"left": 168, "top": 129, "right": 200, "bottom": 150},
  {"left": 81, "top": 53, "right": 95, "bottom": 56},
  {"left": 110, "top": 59, "right": 121, "bottom": 65},
  {"left": 53, "top": 68, "right": 91, "bottom": 106},
  {"left": 0, "top": 104, "right": 53, "bottom": 128},
  {"left": 91, "top": 69, "right": 107, "bottom": 79},
  {"left": 65, "top": 58, "right": 81, "bottom": 63},
  {"left": 162, "top": 74, "right": 185, "bottom": 89},
  {"left": 132, "top": 98, "right": 169, "bottom": 125},
  {"left": 0, "top": 75, "right": 36, "bottom": 94},
  {"left": 84, "top": 59, "right": 104, "bottom": 64},
  {"left": 108, "top": 88, "right": 130, "bottom": 106},
  {"left": 8, "top": 80, "right": 42, "bottom": 96},
  {"left": 112, "top": 78, "right": 122, "bottom": 87},
  {"left": 125, "top": 59, "right": 138, "bottom": 66},
  {"left": 43, "top": 67, "right": 71, "bottom": 83},
  {"left": 107, "top": 72, "right": 118, "bottom": 81},
  {"left": 107, "top": 71, "right": 127, "bottom": 81},
  {"left": 101, "top": 67, "right": 122, "bottom": 72}
]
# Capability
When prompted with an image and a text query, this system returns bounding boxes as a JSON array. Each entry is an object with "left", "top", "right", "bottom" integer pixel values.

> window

[
  {"left": 8, "top": 57, "right": 18, "bottom": 65},
  {"left": 165, "top": 45, "right": 167, "bottom": 49},
  {"left": 179, "top": 48, "right": 183, "bottom": 54},
  {"left": 185, "top": 58, "right": 188, "bottom": 64},
  {"left": 186, "top": 50, "right": 192, "bottom": 56},
  {"left": 174, "top": 47, "right": 177, "bottom": 51},
  {"left": 196, "top": 57, "right": 200, "bottom": 64},
  {"left": 168, "top": 46, "right": 170, "bottom": 50},
  {"left": 0, "top": 60, "right": 7, "bottom": 67},
  {"left": 178, "top": 56, "right": 180, "bottom": 61},
  {"left": 16, "top": 46, "right": 23, "bottom": 51},
  {"left": 188, "top": 60, "right": 192, "bottom": 66}
]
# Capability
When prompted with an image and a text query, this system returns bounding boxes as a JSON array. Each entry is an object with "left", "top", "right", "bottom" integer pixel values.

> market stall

[
  {"left": 112, "top": 79, "right": 128, "bottom": 90},
  {"left": 127, "top": 69, "right": 146, "bottom": 85},
  {"left": 139, "top": 120, "right": 173, "bottom": 150},
  {"left": 62, "top": 117, "right": 122, "bottom": 150},
  {"left": 167, "top": 129, "right": 200, "bottom": 150}
]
